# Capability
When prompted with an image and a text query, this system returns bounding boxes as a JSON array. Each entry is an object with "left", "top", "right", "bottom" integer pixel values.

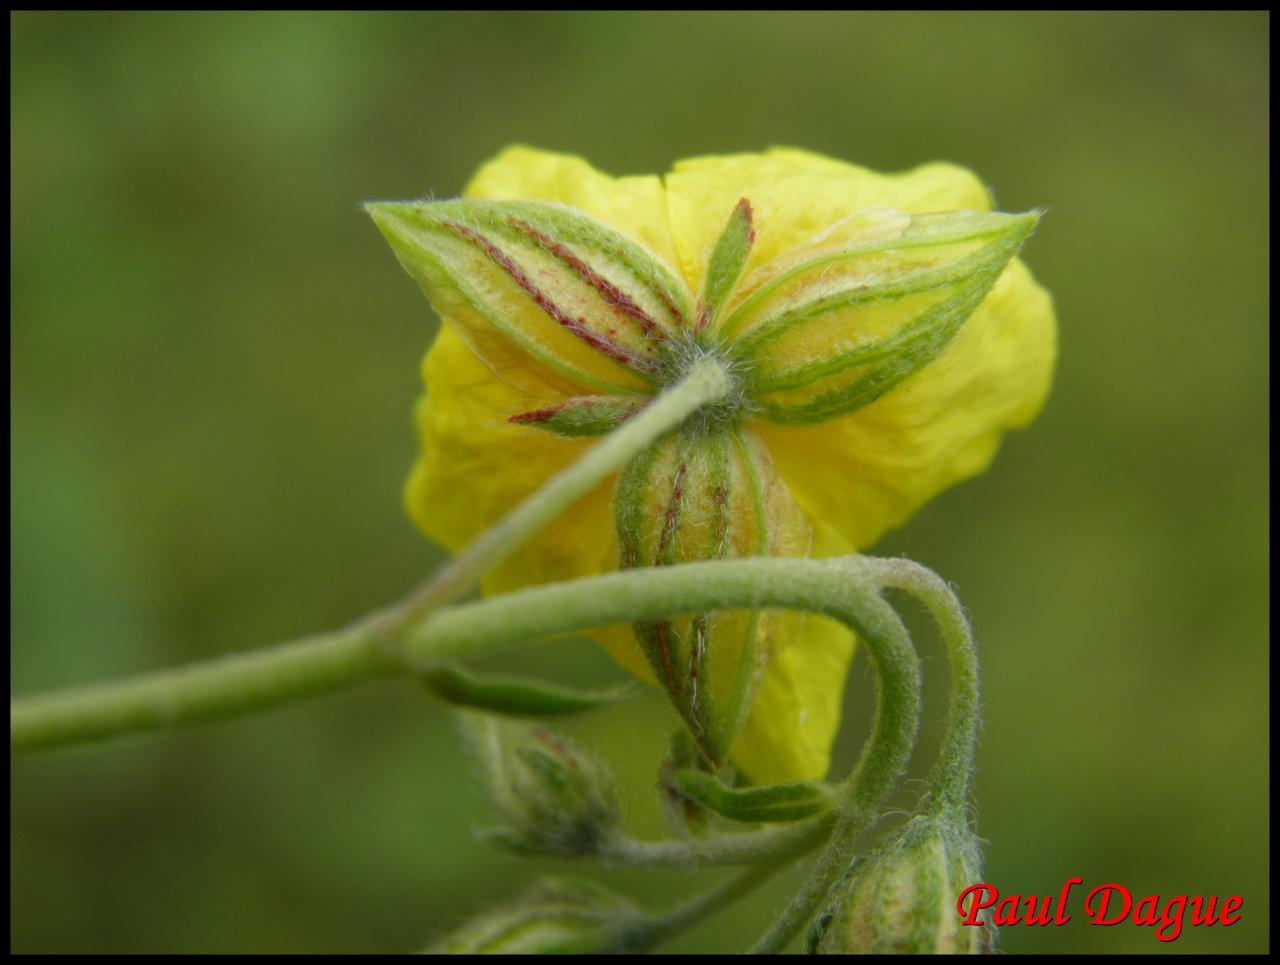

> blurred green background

[{"left": 11, "top": 11, "right": 1268, "bottom": 954}]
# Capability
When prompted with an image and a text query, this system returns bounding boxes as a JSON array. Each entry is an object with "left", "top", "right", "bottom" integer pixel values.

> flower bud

[
  {"left": 462, "top": 714, "right": 620, "bottom": 856},
  {"left": 613, "top": 421, "right": 807, "bottom": 770},
  {"left": 815, "top": 812, "right": 994, "bottom": 954},
  {"left": 428, "top": 878, "right": 646, "bottom": 954}
]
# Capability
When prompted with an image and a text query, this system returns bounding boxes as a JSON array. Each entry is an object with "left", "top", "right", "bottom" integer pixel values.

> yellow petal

[
  {"left": 406, "top": 324, "right": 618, "bottom": 595},
  {"left": 665, "top": 148, "right": 991, "bottom": 300},
  {"left": 465, "top": 145, "right": 687, "bottom": 290},
  {"left": 754, "top": 257, "right": 1056, "bottom": 550},
  {"left": 766, "top": 148, "right": 991, "bottom": 210}
]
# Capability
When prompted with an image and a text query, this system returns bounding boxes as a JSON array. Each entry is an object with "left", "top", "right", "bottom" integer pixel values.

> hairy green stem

[
  {"left": 864, "top": 557, "right": 980, "bottom": 813},
  {"left": 747, "top": 557, "right": 983, "bottom": 951},
  {"left": 748, "top": 573, "right": 921, "bottom": 954},
  {"left": 384, "top": 356, "right": 732, "bottom": 631},
  {"left": 10, "top": 618, "right": 400, "bottom": 753}
]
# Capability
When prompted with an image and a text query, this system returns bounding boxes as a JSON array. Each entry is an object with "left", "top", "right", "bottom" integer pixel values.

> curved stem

[
  {"left": 384, "top": 355, "right": 731, "bottom": 632},
  {"left": 748, "top": 582, "right": 921, "bottom": 953},
  {"left": 747, "top": 557, "right": 983, "bottom": 952},
  {"left": 861, "top": 557, "right": 979, "bottom": 813}
]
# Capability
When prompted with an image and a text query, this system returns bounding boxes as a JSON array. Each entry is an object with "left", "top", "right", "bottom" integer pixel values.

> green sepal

[
  {"left": 731, "top": 209, "right": 1041, "bottom": 424},
  {"left": 671, "top": 769, "right": 834, "bottom": 823},
  {"left": 698, "top": 197, "right": 755, "bottom": 330},
  {"left": 508, "top": 395, "right": 647, "bottom": 438},
  {"left": 366, "top": 197, "right": 693, "bottom": 391},
  {"left": 420, "top": 663, "right": 633, "bottom": 717}
]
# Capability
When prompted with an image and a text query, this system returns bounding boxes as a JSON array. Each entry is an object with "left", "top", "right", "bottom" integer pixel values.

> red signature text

[{"left": 956, "top": 879, "right": 1243, "bottom": 942}]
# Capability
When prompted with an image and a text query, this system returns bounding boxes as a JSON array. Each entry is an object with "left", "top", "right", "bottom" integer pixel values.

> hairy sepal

[
  {"left": 698, "top": 197, "right": 755, "bottom": 331},
  {"left": 367, "top": 198, "right": 695, "bottom": 394},
  {"left": 726, "top": 209, "right": 1040, "bottom": 424}
]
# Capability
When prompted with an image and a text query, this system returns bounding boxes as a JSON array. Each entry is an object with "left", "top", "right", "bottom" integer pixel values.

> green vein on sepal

[
  {"left": 419, "top": 664, "right": 634, "bottom": 717},
  {"left": 743, "top": 213, "right": 1036, "bottom": 423},
  {"left": 720, "top": 209, "right": 1037, "bottom": 341},
  {"left": 732, "top": 211, "right": 1037, "bottom": 366},
  {"left": 732, "top": 247, "right": 993, "bottom": 365},
  {"left": 757, "top": 272, "right": 997, "bottom": 424},
  {"left": 747, "top": 267, "right": 992, "bottom": 397},
  {"left": 672, "top": 769, "right": 835, "bottom": 823}
]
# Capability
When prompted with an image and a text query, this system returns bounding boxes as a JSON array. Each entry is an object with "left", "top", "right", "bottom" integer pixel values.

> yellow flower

[{"left": 369, "top": 147, "right": 1055, "bottom": 784}]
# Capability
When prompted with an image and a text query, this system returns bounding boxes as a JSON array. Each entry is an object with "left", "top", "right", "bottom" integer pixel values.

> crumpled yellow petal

[
  {"left": 406, "top": 324, "right": 617, "bottom": 595},
  {"left": 754, "top": 257, "right": 1055, "bottom": 549},
  {"left": 665, "top": 147, "right": 991, "bottom": 298}
]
